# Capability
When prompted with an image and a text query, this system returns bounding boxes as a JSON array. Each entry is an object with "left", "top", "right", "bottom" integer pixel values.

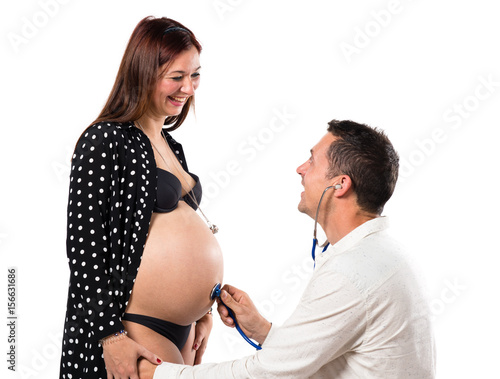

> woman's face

[{"left": 149, "top": 45, "right": 201, "bottom": 118}]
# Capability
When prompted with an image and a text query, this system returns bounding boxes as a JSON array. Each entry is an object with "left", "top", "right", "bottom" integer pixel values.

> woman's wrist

[{"left": 99, "top": 329, "right": 128, "bottom": 346}]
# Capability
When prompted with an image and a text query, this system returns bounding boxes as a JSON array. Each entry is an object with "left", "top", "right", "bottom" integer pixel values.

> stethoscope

[
  {"left": 311, "top": 184, "right": 341, "bottom": 263},
  {"left": 210, "top": 283, "right": 262, "bottom": 350},
  {"left": 209, "top": 184, "right": 341, "bottom": 350}
]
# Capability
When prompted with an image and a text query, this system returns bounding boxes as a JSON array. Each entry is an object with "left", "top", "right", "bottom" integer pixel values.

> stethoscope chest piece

[
  {"left": 208, "top": 282, "right": 262, "bottom": 350},
  {"left": 210, "top": 283, "right": 221, "bottom": 301}
]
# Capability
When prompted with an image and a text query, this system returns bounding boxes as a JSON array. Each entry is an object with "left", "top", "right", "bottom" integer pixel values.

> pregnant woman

[{"left": 59, "top": 16, "right": 223, "bottom": 379}]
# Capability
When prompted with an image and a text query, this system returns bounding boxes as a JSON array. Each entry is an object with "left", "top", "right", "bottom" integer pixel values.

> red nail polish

[
  {"left": 193, "top": 344, "right": 198, "bottom": 350},
  {"left": 157, "top": 358, "right": 162, "bottom": 363}
]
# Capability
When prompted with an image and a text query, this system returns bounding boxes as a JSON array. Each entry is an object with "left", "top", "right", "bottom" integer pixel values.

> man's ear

[{"left": 333, "top": 175, "right": 352, "bottom": 196}]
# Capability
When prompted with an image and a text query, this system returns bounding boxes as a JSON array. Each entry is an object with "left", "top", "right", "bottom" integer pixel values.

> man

[{"left": 142, "top": 120, "right": 436, "bottom": 378}]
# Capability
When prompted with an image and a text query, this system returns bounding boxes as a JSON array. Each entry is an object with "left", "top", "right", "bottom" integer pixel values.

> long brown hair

[{"left": 92, "top": 16, "right": 202, "bottom": 131}]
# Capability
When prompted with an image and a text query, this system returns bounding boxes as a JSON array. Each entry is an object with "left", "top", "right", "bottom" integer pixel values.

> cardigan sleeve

[{"left": 66, "top": 125, "right": 126, "bottom": 341}]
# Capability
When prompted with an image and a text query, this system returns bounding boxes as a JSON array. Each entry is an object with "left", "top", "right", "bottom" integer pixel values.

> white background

[{"left": 1, "top": 0, "right": 499, "bottom": 378}]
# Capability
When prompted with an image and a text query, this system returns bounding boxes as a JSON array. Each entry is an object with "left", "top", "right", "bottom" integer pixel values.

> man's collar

[{"left": 325, "top": 216, "right": 389, "bottom": 256}]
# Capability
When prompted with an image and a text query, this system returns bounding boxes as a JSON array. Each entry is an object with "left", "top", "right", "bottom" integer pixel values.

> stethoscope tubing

[
  {"left": 311, "top": 186, "right": 334, "bottom": 264},
  {"left": 210, "top": 186, "right": 335, "bottom": 349},
  {"left": 210, "top": 283, "right": 262, "bottom": 350}
]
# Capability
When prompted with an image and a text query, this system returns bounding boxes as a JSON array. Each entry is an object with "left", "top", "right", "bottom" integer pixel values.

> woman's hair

[
  {"left": 92, "top": 16, "right": 202, "bottom": 131},
  {"left": 326, "top": 120, "right": 399, "bottom": 215}
]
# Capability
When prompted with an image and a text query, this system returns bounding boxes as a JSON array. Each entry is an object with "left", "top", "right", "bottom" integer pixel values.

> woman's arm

[
  {"left": 67, "top": 124, "right": 159, "bottom": 376},
  {"left": 67, "top": 125, "right": 125, "bottom": 339}
]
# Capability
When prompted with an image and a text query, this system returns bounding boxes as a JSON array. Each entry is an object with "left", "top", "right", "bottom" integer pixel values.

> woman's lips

[{"left": 168, "top": 96, "right": 188, "bottom": 106}]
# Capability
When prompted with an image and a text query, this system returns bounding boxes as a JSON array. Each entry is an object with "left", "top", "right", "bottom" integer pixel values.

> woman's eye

[
  {"left": 191, "top": 72, "right": 201, "bottom": 79},
  {"left": 170, "top": 76, "right": 183, "bottom": 81}
]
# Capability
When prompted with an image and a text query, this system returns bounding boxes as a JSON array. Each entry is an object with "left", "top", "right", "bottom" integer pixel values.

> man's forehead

[{"left": 311, "top": 133, "right": 337, "bottom": 155}]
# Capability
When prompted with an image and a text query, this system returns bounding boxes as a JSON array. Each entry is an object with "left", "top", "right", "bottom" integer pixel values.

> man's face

[{"left": 296, "top": 133, "right": 337, "bottom": 219}]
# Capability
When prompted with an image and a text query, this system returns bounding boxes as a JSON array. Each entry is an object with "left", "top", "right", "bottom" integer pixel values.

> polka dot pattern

[{"left": 59, "top": 122, "right": 192, "bottom": 378}]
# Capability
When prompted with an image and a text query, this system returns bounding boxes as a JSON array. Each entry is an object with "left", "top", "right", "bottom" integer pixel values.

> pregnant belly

[{"left": 125, "top": 202, "right": 224, "bottom": 325}]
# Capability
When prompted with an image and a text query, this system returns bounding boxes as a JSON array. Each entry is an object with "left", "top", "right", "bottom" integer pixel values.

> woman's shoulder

[
  {"left": 73, "top": 120, "right": 149, "bottom": 162},
  {"left": 77, "top": 121, "right": 144, "bottom": 147},
  {"left": 84, "top": 120, "right": 136, "bottom": 137}
]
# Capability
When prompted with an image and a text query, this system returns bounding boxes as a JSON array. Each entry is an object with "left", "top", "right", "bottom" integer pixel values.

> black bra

[{"left": 154, "top": 167, "right": 202, "bottom": 213}]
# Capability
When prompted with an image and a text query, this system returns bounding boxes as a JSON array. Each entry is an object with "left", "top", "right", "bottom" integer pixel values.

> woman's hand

[
  {"left": 192, "top": 313, "right": 213, "bottom": 365},
  {"left": 102, "top": 334, "right": 161, "bottom": 379}
]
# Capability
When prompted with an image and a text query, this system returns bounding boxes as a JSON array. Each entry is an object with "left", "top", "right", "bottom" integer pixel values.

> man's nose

[{"left": 296, "top": 161, "right": 307, "bottom": 176}]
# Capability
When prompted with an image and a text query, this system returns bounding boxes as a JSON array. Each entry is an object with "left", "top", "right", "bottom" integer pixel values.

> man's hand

[{"left": 216, "top": 284, "right": 272, "bottom": 345}]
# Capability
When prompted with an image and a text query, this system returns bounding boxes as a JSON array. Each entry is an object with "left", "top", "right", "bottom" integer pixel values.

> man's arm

[{"left": 146, "top": 269, "right": 367, "bottom": 378}]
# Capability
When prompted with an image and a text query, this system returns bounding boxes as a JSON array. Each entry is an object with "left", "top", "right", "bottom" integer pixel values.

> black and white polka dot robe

[{"left": 59, "top": 121, "right": 191, "bottom": 378}]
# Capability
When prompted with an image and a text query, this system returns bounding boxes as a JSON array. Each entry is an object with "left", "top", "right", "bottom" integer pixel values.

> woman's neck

[{"left": 135, "top": 115, "right": 165, "bottom": 140}]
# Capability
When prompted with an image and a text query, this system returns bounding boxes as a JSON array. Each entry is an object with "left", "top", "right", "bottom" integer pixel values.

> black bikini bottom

[{"left": 122, "top": 313, "right": 192, "bottom": 351}]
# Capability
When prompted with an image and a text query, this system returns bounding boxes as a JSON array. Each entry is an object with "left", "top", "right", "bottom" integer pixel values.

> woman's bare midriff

[{"left": 124, "top": 201, "right": 223, "bottom": 362}]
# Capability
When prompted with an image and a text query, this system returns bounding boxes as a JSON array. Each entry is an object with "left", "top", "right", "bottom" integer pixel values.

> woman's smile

[{"left": 168, "top": 95, "right": 189, "bottom": 106}]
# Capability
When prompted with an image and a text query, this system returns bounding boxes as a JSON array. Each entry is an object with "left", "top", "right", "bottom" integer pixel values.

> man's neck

[{"left": 323, "top": 211, "right": 378, "bottom": 246}]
